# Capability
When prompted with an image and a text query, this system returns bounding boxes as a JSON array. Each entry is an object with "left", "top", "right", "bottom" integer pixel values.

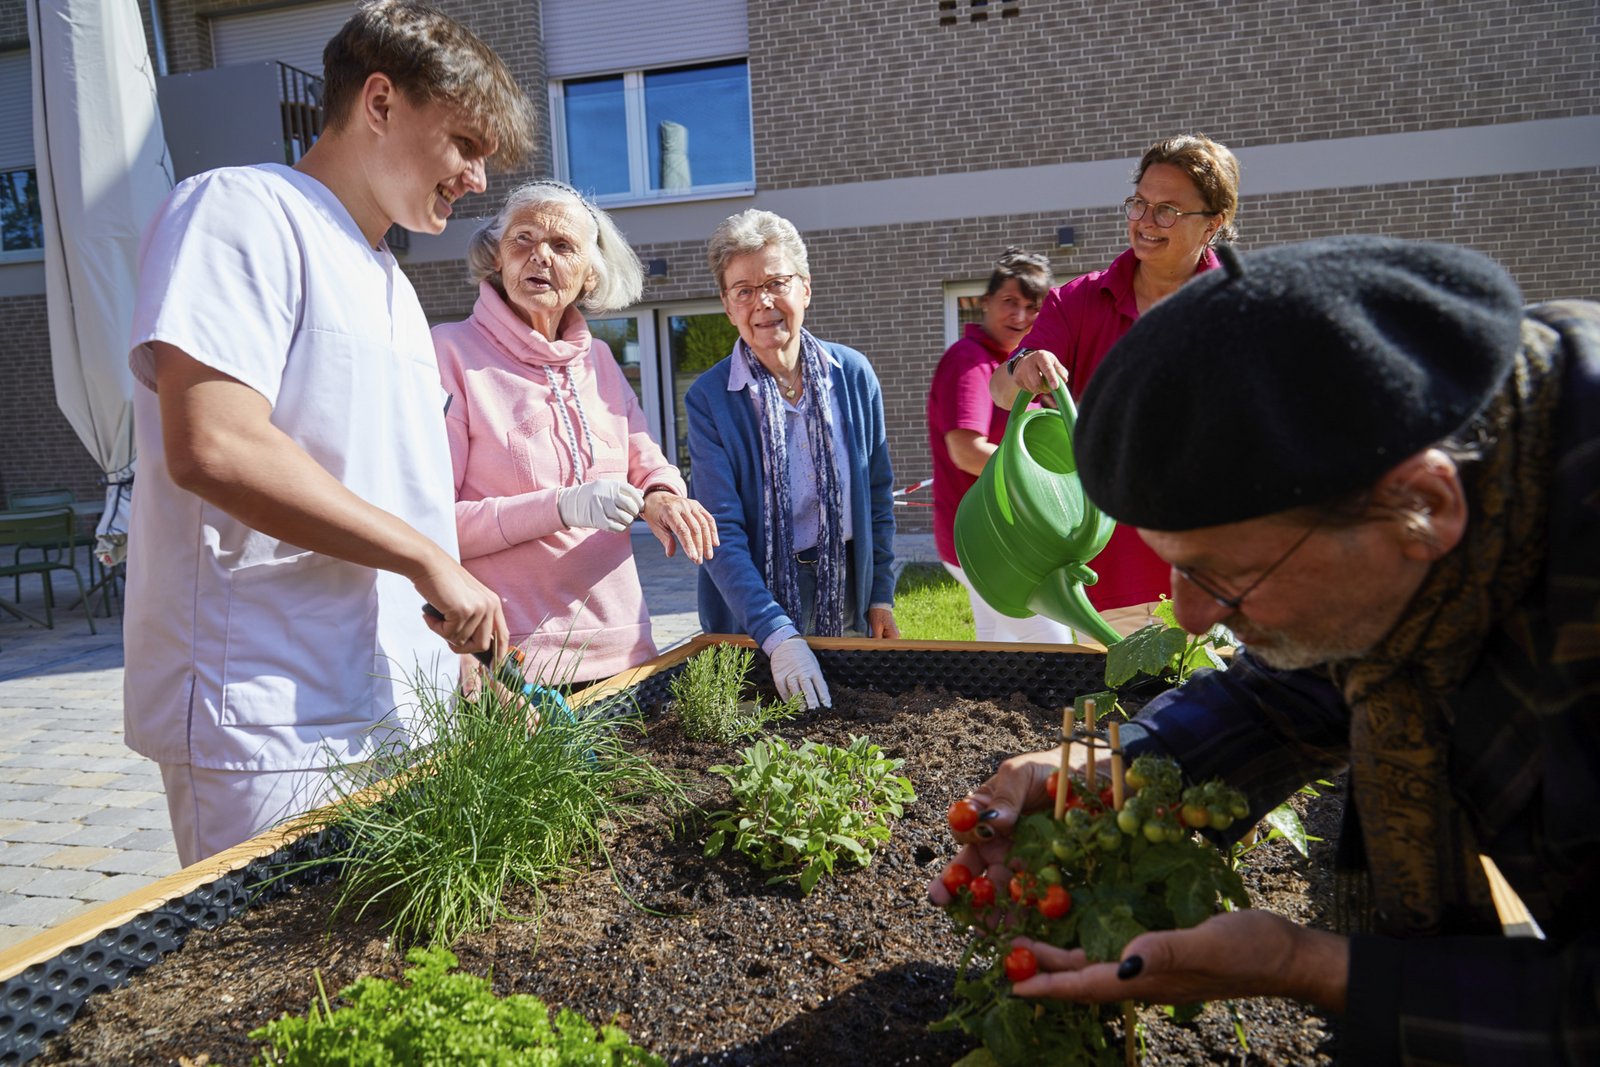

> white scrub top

[{"left": 125, "top": 164, "right": 459, "bottom": 771}]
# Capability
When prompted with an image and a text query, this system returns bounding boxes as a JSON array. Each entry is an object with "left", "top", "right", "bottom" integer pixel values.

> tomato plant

[{"left": 934, "top": 755, "right": 1250, "bottom": 1066}]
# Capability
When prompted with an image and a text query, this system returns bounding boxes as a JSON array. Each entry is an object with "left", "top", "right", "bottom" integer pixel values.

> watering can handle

[{"left": 1005, "top": 385, "right": 1082, "bottom": 462}]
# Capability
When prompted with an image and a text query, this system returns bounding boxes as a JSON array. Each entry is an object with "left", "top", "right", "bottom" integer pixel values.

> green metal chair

[
  {"left": 0, "top": 508, "right": 97, "bottom": 634},
  {"left": 7, "top": 488, "right": 82, "bottom": 601}
]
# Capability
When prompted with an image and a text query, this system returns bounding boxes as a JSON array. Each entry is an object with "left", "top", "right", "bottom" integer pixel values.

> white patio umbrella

[{"left": 27, "top": 0, "right": 173, "bottom": 566}]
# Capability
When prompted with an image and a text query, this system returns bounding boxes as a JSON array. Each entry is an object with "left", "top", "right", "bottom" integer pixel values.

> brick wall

[
  {"left": 396, "top": 165, "right": 1600, "bottom": 535},
  {"left": 749, "top": 0, "right": 1600, "bottom": 190},
  {"left": 0, "top": 296, "right": 104, "bottom": 502}
]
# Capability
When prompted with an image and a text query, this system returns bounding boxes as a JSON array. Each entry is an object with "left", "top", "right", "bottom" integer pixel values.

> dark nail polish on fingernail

[
  {"left": 975, "top": 824, "right": 994, "bottom": 840},
  {"left": 1116, "top": 956, "right": 1144, "bottom": 980},
  {"left": 980, "top": 809, "right": 1002, "bottom": 822}
]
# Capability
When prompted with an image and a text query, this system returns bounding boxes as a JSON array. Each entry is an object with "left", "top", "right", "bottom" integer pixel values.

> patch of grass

[
  {"left": 304, "top": 671, "right": 685, "bottom": 946},
  {"left": 669, "top": 642, "right": 803, "bottom": 744},
  {"left": 893, "top": 561, "right": 974, "bottom": 641}
]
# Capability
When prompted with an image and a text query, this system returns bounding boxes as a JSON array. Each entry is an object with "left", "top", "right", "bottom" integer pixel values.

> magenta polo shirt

[
  {"left": 927, "top": 322, "right": 1015, "bottom": 566},
  {"left": 1023, "top": 246, "right": 1220, "bottom": 610}
]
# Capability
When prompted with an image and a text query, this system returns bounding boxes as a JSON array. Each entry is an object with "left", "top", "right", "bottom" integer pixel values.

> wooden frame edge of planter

[{"left": 0, "top": 633, "right": 1109, "bottom": 985}]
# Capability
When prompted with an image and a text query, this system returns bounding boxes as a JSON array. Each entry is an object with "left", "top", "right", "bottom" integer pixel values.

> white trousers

[
  {"left": 944, "top": 561, "right": 1080, "bottom": 645},
  {"left": 159, "top": 761, "right": 372, "bottom": 868}
]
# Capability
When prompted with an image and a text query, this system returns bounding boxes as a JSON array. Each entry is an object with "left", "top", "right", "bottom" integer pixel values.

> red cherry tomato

[
  {"left": 941, "top": 862, "right": 974, "bottom": 895},
  {"left": 1045, "top": 770, "right": 1059, "bottom": 801},
  {"left": 1004, "top": 946, "right": 1039, "bottom": 983},
  {"left": 1099, "top": 786, "right": 1117, "bottom": 809},
  {"left": 1037, "top": 884, "right": 1072, "bottom": 919},
  {"left": 969, "top": 875, "right": 996, "bottom": 907},
  {"left": 948, "top": 798, "right": 981, "bottom": 834}
]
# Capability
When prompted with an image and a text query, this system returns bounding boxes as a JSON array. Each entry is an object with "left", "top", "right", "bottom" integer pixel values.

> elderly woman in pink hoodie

[{"left": 433, "top": 180, "right": 717, "bottom": 686}]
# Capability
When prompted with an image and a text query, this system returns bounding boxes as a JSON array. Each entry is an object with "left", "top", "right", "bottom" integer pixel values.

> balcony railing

[{"left": 277, "top": 63, "right": 323, "bottom": 165}]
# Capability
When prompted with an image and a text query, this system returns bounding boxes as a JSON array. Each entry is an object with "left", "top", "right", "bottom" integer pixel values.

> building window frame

[
  {"left": 0, "top": 165, "right": 45, "bottom": 264},
  {"left": 548, "top": 57, "right": 755, "bottom": 207},
  {"left": 943, "top": 280, "right": 987, "bottom": 347}
]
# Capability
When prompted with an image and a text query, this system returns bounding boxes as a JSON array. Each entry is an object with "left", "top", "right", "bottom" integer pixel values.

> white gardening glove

[
  {"left": 769, "top": 636, "right": 832, "bottom": 710},
  {"left": 557, "top": 479, "right": 645, "bottom": 532}
]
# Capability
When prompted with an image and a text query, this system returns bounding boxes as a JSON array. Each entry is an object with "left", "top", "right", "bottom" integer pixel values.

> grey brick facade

[{"left": 1, "top": 0, "right": 1596, "bottom": 538}]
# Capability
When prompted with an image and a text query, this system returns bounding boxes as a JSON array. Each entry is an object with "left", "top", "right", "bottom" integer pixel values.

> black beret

[{"left": 1074, "top": 235, "right": 1523, "bottom": 531}]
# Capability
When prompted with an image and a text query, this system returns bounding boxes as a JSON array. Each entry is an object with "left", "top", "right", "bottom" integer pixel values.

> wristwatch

[{"left": 1006, "top": 348, "right": 1038, "bottom": 377}]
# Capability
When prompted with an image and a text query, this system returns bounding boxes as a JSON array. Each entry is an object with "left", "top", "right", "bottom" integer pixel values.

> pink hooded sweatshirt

[{"left": 433, "top": 282, "right": 687, "bottom": 683}]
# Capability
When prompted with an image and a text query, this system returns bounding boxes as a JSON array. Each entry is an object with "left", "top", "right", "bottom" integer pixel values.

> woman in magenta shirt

[
  {"left": 927, "top": 248, "right": 1078, "bottom": 643},
  {"left": 433, "top": 181, "right": 717, "bottom": 686},
  {"left": 995, "top": 134, "right": 1240, "bottom": 630}
]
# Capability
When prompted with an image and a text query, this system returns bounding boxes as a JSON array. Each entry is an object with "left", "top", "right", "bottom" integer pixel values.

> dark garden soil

[{"left": 37, "top": 685, "right": 1343, "bottom": 1066}]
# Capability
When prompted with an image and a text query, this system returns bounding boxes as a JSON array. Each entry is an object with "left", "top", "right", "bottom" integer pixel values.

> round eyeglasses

[
  {"left": 1172, "top": 525, "right": 1320, "bottom": 613},
  {"left": 724, "top": 274, "right": 799, "bottom": 307},
  {"left": 1123, "top": 195, "right": 1219, "bottom": 229}
]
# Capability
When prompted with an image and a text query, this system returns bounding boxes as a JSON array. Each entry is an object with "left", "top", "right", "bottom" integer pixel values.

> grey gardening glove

[
  {"left": 557, "top": 479, "right": 644, "bottom": 533},
  {"left": 769, "top": 636, "right": 831, "bottom": 709}
]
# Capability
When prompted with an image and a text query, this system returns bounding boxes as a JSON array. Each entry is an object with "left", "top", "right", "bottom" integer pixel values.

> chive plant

[{"left": 303, "top": 668, "right": 684, "bottom": 946}]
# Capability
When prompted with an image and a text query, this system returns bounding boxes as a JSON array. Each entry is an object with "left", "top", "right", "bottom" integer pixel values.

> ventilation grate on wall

[{"left": 939, "top": 0, "right": 1021, "bottom": 26}]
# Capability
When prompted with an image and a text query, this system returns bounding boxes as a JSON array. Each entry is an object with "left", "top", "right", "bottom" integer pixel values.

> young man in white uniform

[{"left": 125, "top": 1, "right": 533, "bottom": 866}]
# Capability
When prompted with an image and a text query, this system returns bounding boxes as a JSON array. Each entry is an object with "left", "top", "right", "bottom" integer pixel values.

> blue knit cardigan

[{"left": 686, "top": 339, "right": 897, "bottom": 649}]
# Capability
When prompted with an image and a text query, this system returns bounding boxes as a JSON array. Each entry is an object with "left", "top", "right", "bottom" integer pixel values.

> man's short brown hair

[{"left": 321, "top": 0, "right": 534, "bottom": 169}]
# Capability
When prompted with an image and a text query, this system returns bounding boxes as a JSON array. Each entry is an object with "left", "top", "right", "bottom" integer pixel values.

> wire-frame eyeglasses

[{"left": 1172, "top": 524, "right": 1320, "bottom": 613}]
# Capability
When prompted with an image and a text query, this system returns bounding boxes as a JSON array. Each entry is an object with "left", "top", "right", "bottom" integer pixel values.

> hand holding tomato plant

[{"left": 932, "top": 756, "right": 1250, "bottom": 1066}]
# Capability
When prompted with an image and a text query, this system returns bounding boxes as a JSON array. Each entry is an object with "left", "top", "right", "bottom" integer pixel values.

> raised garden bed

[{"left": 1, "top": 638, "right": 1343, "bottom": 1065}]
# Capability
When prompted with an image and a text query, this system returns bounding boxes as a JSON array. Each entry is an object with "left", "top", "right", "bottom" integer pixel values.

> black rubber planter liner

[{"left": 0, "top": 642, "right": 1106, "bottom": 1064}]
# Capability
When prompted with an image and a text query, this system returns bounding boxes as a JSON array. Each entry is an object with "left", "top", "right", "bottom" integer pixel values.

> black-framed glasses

[
  {"left": 725, "top": 274, "right": 799, "bottom": 306},
  {"left": 1172, "top": 525, "right": 1320, "bottom": 613},
  {"left": 1123, "top": 195, "right": 1218, "bottom": 228}
]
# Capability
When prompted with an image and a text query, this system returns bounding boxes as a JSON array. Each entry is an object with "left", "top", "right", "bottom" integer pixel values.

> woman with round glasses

[
  {"left": 992, "top": 133, "right": 1240, "bottom": 634},
  {"left": 433, "top": 180, "right": 718, "bottom": 688},
  {"left": 686, "top": 209, "right": 899, "bottom": 709}
]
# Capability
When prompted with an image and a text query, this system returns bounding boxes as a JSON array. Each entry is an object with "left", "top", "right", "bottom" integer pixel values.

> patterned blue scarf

[{"left": 739, "top": 329, "right": 847, "bottom": 636}]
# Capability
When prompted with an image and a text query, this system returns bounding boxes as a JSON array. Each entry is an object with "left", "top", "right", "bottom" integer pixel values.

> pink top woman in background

[
  {"left": 926, "top": 248, "right": 1078, "bottom": 643},
  {"left": 993, "top": 133, "right": 1240, "bottom": 634},
  {"left": 433, "top": 181, "right": 717, "bottom": 685}
]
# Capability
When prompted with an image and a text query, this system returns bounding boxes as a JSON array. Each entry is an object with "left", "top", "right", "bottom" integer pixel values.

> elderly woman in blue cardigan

[{"left": 686, "top": 209, "right": 899, "bottom": 709}]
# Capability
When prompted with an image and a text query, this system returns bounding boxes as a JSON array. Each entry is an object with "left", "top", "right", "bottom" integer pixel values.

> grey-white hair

[
  {"left": 706, "top": 209, "right": 810, "bottom": 292},
  {"left": 467, "top": 181, "right": 644, "bottom": 313}
]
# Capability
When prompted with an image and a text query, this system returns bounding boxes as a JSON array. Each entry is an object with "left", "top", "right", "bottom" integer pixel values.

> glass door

[
  {"left": 657, "top": 301, "right": 738, "bottom": 476},
  {"left": 587, "top": 310, "right": 662, "bottom": 443}
]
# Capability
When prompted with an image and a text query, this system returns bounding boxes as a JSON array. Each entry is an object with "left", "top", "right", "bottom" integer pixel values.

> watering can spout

[{"left": 1027, "top": 565, "right": 1125, "bottom": 649}]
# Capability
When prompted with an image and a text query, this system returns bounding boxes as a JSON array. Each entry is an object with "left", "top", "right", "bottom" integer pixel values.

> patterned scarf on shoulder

[
  {"left": 740, "top": 329, "right": 847, "bottom": 635},
  {"left": 1335, "top": 317, "right": 1565, "bottom": 937}
]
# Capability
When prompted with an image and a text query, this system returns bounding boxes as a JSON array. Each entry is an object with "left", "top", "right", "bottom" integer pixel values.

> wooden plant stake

[
  {"left": 1054, "top": 704, "right": 1073, "bottom": 821},
  {"left": 1084, "top": 698, "right": 1098, "bottom": 791},
  {"left": 1108, "top": 720, "right": 1125, "bottom": 812}
]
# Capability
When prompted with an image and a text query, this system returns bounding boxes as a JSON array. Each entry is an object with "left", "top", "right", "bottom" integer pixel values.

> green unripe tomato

[
  {"left": 1051, "top": 839, "right": 1074, "bottom": 862},
  {"left": 1142, "top": 821, "right": 1167, "bottom": 844},
  {"left": 1209, "top": 810, "right": 1235, "bottom": 831},
  {"left": 1038, "top": 865, "right": 1063, "bottom": 885},
  {"left": 1231, "top": 799, "right": 1250, "bottom": 819},
  {"left": 1117, "top": 809, "right": 1141, "bottom": 835},
  {"left": 1097, "top": 828, "right": 1123, "bottom": 852},
  {"left": 1164, "top": 825, "right": 1185, "bottom": 844}
]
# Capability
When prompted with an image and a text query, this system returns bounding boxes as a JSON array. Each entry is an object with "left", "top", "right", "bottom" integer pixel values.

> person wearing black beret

[{"left": 933, "top": 235, "right": 1600, "bottom": 1065}]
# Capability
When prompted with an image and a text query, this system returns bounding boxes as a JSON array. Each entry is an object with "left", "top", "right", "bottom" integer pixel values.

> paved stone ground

[{"left": 0, "top": 532, "right": 935, "bottom": 950}]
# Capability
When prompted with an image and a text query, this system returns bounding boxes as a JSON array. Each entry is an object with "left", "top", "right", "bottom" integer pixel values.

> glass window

[
  {"left": 643, "top": 61, "right": 752, "bottom": 192},
  {"left": 563, "top": 75, "right": 631, "bottom": 197},
  {"left": 555, "top": 60, "right": 754, "bottom": 204},
  {"left": 943, "top": 281, "right": 987, "bottom": 346},
  {"left": 0, "top": 167, "right": 43, "bottom": 253}
]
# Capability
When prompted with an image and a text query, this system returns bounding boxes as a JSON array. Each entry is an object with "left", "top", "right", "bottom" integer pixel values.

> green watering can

[{"left": 953, "top": 385, "right": 1123, "bottom": 646}]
